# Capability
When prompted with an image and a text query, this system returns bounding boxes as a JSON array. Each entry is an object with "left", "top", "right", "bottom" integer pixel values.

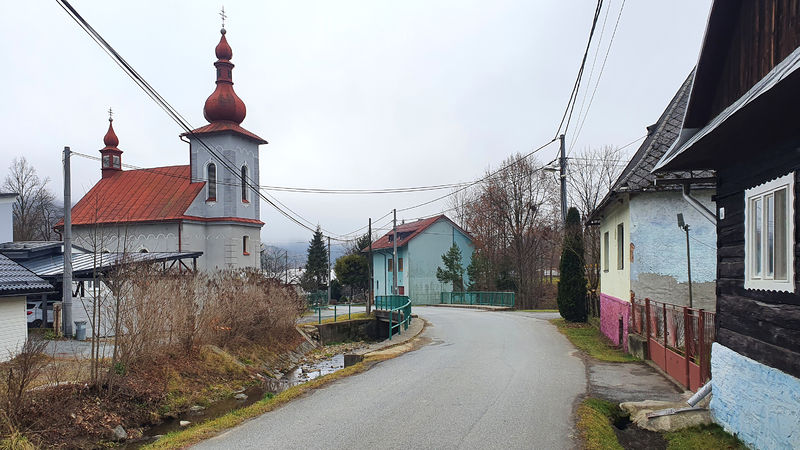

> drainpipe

[{"left": 682, "top": 185, "right": 717, "bottom": 225}]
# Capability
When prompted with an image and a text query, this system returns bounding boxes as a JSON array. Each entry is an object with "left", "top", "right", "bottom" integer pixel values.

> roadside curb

[{"left": 345, "top": 316, "right": 429, "bottom": 364}]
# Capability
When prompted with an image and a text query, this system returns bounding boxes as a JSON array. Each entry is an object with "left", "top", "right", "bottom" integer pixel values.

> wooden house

[{"left": 654, "top": 1, "right": 800, "bottom": 447}]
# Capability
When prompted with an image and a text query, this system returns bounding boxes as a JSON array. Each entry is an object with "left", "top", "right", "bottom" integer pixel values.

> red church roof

[
  {"left": 58, "top": 165, "right": 204, "bottom": 227},
  {"left": 368, "top": 215, "right": 470, "bottom": 251}
]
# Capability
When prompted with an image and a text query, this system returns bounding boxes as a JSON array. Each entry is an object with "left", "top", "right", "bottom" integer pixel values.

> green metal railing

[
  {"left": 440, "top": 291, "right": 515, "bottom": 307},
  {"left": 375, "top": 295, "right": 412, "bottom": 340}
]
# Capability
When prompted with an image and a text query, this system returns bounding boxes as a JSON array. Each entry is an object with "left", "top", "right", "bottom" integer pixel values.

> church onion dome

[
  {"left": 99, "top": 111, "right": 123, "bottom": 178},
  {"left": 103, "top": 117, "right": 119, "bottom": 148},
  {"left": 203, "top": 28, "right": 247, "bottom": 124}
]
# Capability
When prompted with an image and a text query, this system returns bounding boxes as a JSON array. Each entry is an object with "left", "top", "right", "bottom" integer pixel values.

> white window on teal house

[
  {"left": 744, "top": 172, "right": 794, "bottom": 292},
  {"left": 616, "top": 223, "right": 624, "bottom": 270}
]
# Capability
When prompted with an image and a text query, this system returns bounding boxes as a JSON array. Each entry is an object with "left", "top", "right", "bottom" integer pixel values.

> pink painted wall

[{"left": 600, "top": 293, "right": 631, "bottom": 352}]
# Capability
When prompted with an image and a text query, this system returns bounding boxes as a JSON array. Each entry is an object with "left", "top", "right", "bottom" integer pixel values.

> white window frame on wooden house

[{"left": 744, "top": 172, "right": 795, "bottom": 292}]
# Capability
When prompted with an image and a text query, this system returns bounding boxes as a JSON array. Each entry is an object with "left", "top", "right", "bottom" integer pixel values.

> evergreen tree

[
  {"left": 348, "top": 232, "right": 372, "bottom": 256},
  {"left": 301, "top": 227, "right": 328, "bottom": 292},
  {"left": 436, "top": 243, "right": 465, "bottom": 292},
  {"left": 334, "top": 253, "right": 369, "bottom": 299},
  {"left": 466, "top": 249, "right": 491, "bottom": 291},
  {"left": 557, "top": 207, "right": 588, "bottom": 322}
]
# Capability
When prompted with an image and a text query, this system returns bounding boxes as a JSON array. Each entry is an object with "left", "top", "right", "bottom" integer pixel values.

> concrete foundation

[
  {"left": 314, "top": 318, "right": 383, "bottom": 345},
  {"left": 628, "top": 333, "right": 648, "bottom": 360}
]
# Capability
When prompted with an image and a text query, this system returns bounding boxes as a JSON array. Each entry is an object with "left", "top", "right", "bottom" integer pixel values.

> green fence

[
  {"left": 440, "top": 291, "right": 515, "bottom": 307},
  {"left": 375, "top": 295, "right": 412, "bottom": 340}
]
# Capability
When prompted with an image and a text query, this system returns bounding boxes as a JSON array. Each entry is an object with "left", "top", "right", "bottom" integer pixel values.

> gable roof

[
  {"left": 367, "top": 215, "right": 471, "bottom": 252},
  {"left": 588, "top": 71, "right": 713, "bottom": 223},
  {"left": 58, "top": 165, "right": 205, "bottom": 227},
  {"left": 0, "top": 253, "right": 52, "bottom": 296},
  {"left": 183, "top": 122, "right": 268, "bottom": 145},
  {"left": 654, "top": 1, "right": 800, "bottom": 171}
]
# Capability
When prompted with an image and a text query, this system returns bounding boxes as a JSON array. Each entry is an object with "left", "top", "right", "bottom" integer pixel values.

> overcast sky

[{"left": 0, "top": 1, "right": 712, "bottom": 250}]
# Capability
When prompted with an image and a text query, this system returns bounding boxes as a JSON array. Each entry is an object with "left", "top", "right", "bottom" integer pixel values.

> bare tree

[
  {"left": 2, "top": 157, "right": 60, "bottom": 241},
  {"left": 260, "top": 245, "right": 289, "bottom": 282},
  {"left": 453, "top": 155, "right": 560, "bottom": 308},
  {"left": 568, "top": 145, "right": 625, "bottom": 316}
]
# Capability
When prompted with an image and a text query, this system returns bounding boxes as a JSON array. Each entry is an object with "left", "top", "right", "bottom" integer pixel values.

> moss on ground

[
  {"left": 550, "top": 318, "right": 637, "bottom": 362},
  {"left": 576, "top": 397, "right": 625, "bottom": 450},
  {"left": 664, "top": 424, "right": 746, "bottom": 449}
]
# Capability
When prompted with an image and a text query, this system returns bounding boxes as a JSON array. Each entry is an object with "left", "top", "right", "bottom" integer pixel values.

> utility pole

[
  {"left": 284, "top": 250, "right": 288, "bottom": 285},
  {"left": 559, "top": 134, "right": 567, "bottom": 223},
  {"left": 368, "top": 217, "right": 373, "bottom": 315},
  {"left": 62, "top": 146, "right": 73, "bottom": 338},
  {"left": 392, "top": 209, "right": 398, "bottom": 295},
  {"left": 327, "top": 236, "right": 331, "bottom": 306}
]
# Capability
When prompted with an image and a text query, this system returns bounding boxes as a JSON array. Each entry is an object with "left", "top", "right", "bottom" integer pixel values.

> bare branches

[{"left": 2, "top": 157, "right": 61, "bottom": 241}]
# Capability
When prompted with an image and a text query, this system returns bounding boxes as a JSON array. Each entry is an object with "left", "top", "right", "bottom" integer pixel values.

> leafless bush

[
  {"left": 0, "top": 339, "right": 49, "bottom": 432},
  {"left": 105, "top": 265, "right": 304, "bottom": 378}
]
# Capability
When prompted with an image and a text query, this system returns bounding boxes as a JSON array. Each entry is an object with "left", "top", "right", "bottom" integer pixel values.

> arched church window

[
  {"left": 207, "top": 163, "right": 217, "bottom": 201},
  {"left": 139, "top": 248, "right": 148, "bottom": 253},
  {"left": 241, "top": 165, "right": 248, "bottom": 202}
]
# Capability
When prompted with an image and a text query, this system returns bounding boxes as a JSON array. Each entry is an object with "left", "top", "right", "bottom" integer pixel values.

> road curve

[{"left": 195, "top": 307, "right": 587, "bottom": 450}]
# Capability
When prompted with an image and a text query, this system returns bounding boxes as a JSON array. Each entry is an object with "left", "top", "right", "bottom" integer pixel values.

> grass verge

[
  {"left": 664, "top": 424, "right": 746, "bottom": 449},
  {"left": 550, "top": 318, "right": 637, "bottom": 362},
  {"left": 576, "top": 397, "right": 625, "bottom": 450}
]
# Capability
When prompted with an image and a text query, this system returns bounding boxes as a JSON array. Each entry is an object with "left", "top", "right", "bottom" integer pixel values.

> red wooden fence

[{"left": 630, "top": 297, "right": 716, "bottom": 391}]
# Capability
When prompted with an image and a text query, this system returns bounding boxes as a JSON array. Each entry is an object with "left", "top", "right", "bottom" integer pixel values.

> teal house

[{"left": 368, "top": 215, "right": 473, "bottom": 305}]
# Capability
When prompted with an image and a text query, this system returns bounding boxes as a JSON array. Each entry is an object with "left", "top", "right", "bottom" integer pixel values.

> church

[{"left": 61, "top": 25, "right": 265, "bottom": 271}]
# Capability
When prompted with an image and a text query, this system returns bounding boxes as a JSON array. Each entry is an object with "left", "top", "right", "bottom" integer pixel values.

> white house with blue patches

[
  {"left": 368, "top": 215, "right": 473, "bottom": 305},
  {"left": 653, "top": 2, "right": 800, "bottom": 447},
  {"left": 588, "top": 72, "right": 717, "bottom": 352}
]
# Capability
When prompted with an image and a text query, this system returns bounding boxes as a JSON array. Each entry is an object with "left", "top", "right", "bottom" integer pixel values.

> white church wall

[
  {"left": 181, "top": 222, "right": 260, "bottom": 271},
  {"left": 71, "top": 222, "right": 180, "bottom": 254}
]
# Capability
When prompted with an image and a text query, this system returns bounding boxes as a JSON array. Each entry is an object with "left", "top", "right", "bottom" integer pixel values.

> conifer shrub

[{"left": 557, "top": 207, "right": 588, "bottom": 322}]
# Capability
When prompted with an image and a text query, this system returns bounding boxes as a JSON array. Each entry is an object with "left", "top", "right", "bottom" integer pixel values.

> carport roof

[
  {"left": 0, "top": 253, "right": 53, "bottom": 296},
  {"left": 18, "top": 251, "right": 203, "bottom": 279}
]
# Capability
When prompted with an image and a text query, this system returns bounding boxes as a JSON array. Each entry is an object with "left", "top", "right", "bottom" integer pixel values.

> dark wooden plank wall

[
  {"left": 716, "top": 136, "right": 800, "bottom": 379},
  {"left": 710, "top": 0, "right": 800, "bottom": 119}
]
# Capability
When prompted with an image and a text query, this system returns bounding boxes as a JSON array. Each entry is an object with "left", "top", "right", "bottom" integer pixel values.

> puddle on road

[{"left": 128, "top": 354, "right": 345, "bottom": 448}]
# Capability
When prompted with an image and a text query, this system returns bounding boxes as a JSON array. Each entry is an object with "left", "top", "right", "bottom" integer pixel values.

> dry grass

[{"left": 144, "top": 326, "right": 424, "bottom": 449}]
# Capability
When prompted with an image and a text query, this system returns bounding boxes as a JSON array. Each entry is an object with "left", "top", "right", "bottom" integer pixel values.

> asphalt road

[{"left": 196, "top": 307, "right": 587, "bottom": 450}]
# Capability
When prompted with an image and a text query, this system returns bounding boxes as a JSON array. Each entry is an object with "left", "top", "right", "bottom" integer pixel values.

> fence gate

[{"left": 630, "top": 297, "right": 716, "bottom": 391}]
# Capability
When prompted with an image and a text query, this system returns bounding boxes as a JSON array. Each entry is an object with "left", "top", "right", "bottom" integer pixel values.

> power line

[
  {"left": 569, "top": 0, "right": 626, "bottom": 154},
  {"left": 395, "top": 138, "right": 557, "bottom": 213},
  {"left": 571, "top": 0, "right": 612, "bottom": 147},
  {"left": 553, "top": 0, "right": 604, "bottom": 139}
]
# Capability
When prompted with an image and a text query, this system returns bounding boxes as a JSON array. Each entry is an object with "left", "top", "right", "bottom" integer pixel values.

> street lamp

[{"left": 677, "top": 213, "right": 693, "bottom": 308}]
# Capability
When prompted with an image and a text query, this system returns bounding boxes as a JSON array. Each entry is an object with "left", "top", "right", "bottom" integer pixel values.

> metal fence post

[
  {"left": 683, "top": 306, "right": 690, "bottom": 387},
  {"left": 644, "top": 298, "right": 651, "bottom": 341},
  {"left": 698, "top": 309, "right": 706, "bottom": 382}
]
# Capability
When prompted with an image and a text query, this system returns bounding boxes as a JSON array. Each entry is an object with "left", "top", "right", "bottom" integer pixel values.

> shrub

[{"left": 557, "top": 207, "right": 588, "bottom": 322}]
